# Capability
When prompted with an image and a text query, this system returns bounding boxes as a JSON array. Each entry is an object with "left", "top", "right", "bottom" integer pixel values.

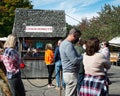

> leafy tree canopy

[
  {"left": 0, "top": 0, "right": 33, "bottom": 37},
  {"left": 77, "top": 4, "right": 120, "bottom": 42}
]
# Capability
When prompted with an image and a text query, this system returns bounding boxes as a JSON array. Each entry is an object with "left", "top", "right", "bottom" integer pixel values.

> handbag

[{"left": 20, "top": 62, "right": 25, "bottom": 68}]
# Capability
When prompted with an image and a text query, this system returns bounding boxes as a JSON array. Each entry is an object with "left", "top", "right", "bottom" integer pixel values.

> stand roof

[{"left": 12, "top": 8, "right": 66, "bottom": 38}]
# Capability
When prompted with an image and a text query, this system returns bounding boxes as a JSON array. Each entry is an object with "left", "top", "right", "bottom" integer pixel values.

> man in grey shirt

[{"left": 60, "top": 28, "right": 83, "bottom": 96}]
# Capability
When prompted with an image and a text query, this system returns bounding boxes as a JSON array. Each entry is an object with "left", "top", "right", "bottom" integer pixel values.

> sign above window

[{"left": 25, "top": 26, "right": 53, "bottom": 32}]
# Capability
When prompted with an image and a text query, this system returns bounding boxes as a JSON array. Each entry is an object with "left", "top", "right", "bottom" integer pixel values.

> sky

[{"left": 31, "top": 0, "right": 120, "bottom": 25}]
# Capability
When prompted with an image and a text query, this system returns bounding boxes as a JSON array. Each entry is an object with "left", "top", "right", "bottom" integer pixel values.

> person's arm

[
  {"left": 103, "top": 59, "right": 111, "bottom": 70},
  {"left": 50, "top": 50, "right": 54, "bottom": 63},
  {"left": 100, "top": 54, "right": 111, "bottom": 70},
  {"left": 65, "top": 43, "right": 82, "bottom": 65},
  {"left": 44, "top": 51, "right": 47, "bottom": 63},
  {"left": 54, "top": 47, "right": 59, "bottom": 62}
]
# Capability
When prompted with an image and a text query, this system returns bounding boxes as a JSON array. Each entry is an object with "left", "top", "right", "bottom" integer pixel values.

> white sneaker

[
  {"left": 48, "top": 85, "right": 51, "bottom": 88},
  {"left": 47, "top": 84, "right": 55, "bottom": 88}
]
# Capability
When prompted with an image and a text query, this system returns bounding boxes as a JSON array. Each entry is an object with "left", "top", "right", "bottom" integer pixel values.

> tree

[
  {"left": 77, "top": 18, "right": 90, "bottom": 40},
  {"left": 0, "top": 0, "right": 33, "bottom": 37},
  {"left": 66, "top": 23, "right": 73, "bottom": 37},
  {"left": 77, "top": 4, "right": 120, "bottom": 42},
  {"left": 97, "top": 4, "right": 120, "bottom": 41}
]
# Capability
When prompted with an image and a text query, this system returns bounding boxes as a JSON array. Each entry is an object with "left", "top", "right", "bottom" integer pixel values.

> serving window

[{"left": 19, "top": 37, "right": 60, "bottom": 60}]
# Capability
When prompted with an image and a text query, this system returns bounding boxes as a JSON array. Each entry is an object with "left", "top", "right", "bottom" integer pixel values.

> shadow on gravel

[
  {"left": 109, "top": 94, "right": 120, "bottom": 96},
  {"left": 109, "top": 76, "right": 120, "bottom": 78},
  {"left": 107, "top": 72, "right": 120, "bottom": 78},
  {"left": 110, "top": 80, "right": 120, "bottom": 83},
  {"left": 107, "top": 73, "right": 114, "bottom": 76}
]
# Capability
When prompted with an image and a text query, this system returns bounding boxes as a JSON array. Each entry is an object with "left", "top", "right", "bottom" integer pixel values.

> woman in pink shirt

[
  {"left": 79, "top": 37, "right": 111, "bottom": 96},
  {"left": 0, "top": 34, "right": 25, "bottom": 96}
]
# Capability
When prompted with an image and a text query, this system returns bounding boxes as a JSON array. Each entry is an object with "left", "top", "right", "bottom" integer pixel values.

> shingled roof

[{"left": 12, "top": 8, "right": 66, "bottom": 38}]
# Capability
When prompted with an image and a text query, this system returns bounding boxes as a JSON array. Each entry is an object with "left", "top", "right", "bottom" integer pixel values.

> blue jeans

[
  {"left": 55, "top": 60, "right": 65, "bottom": 87},
  {"left": 77, "top": 73, "right": 84, "bottom": 92}
]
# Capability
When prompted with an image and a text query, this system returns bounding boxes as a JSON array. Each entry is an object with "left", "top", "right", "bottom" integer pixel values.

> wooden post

[{"left": 59, "top": 70, "right": 62, "bottom": 96}]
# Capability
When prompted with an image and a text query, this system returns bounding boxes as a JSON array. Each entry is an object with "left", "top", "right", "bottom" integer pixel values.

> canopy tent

[
  {"left": 0, "top": 37, "right": 7, "bottom": 41},
  {"left": 0, "top": 37, "right": 7, "bottom": 48},
  {"left": 109, "top": 37, "right": 120, "bottom": 47}
]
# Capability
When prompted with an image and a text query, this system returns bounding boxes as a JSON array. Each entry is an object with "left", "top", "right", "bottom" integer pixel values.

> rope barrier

[{"left": 21, "top": 65, "right": 60, "bottom": 88}]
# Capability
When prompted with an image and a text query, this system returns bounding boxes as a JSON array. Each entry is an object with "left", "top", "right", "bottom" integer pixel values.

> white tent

[
  {"left": 0, "top": 37, "right": 7, "bottom": 41},
  {"left": 109, "top": 37, "right": 120, "bottom": 47}
]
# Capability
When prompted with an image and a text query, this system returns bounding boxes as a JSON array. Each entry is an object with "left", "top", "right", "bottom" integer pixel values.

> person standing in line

[
  {"left": 59, "top": 28, "right": 83, "bottom": 96},
  {"left": 0, "top": 34, "right": 25, "bottom": 96},
  {"left": 79, "top": 37, "right": 111, "bottom": 96},
  {"left": 99, "top": 41, "right": 110, "bottom": 60},
  {"left": 99, "top": 41, "right": 112, "bottom": 85},
  {"left": 45, "top": 43, "right": 55, "bottom": 88},
  {"left": 54, "top": 39, "right": 65, "bottom": 90},
  {"left": 0, "top": 48, "right": 12, "bottom": 96},
  {"left": 74, "top": 38, "right": 85, "bottom": 93}
]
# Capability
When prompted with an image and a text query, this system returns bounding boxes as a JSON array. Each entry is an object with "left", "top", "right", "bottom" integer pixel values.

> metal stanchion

[{"left": 59, "top": 70, "right": 62, "bottom": 96}]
